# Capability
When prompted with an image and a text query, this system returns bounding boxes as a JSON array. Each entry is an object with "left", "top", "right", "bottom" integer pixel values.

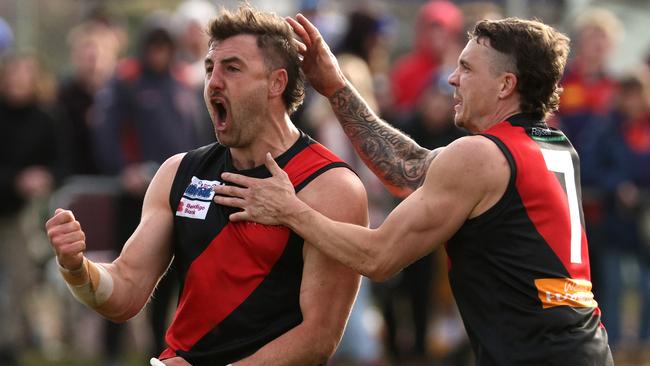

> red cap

[{"left": 417, "top": 0, "right": 463, "bottom": 34}]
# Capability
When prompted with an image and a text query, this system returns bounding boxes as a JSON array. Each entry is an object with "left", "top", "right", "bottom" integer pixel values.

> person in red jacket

[
  {"left": 389, "top": 0, "right": 462, "bottom": 119},
  {"left": 557, "top": 7, "right": 623, "bottom": 149}
]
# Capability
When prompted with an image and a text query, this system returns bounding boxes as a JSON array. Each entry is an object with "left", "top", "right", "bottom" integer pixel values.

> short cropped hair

[
  {"left": 471, "top": 18, "right": 570, "bottom": 120},
  {"left": 207, "top": 6, "right": 305, "bottom": 114}
]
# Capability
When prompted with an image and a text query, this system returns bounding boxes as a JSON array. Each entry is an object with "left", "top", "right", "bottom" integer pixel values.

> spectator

[
  {"left": 175, "top": 0, "right": 218, "bottom": 146},
  {"left": 57, "top": 20, "right": 122, "bottom": 176},
  {"left": 0, "top": 53, "right": 59, "bottom": 365},
  {"left": 389, "top": 0, "right": 462, "bottom": 122},
  {"left": 92, "top": 14, "right": 203, "bottom": 177},
  {"left": 91, "top": 12, "right": 203, "bottom": 363},
  {"left": 402, "top": 71, "right": 466, "bottom": 152},
  {"left": 582, "top": 72, "right": 650, "bottom": 350},
  {"left": 558, "top": 7, "right": 623, "bottom": 155},
  {"left": 175, "top": 0, "right": 217, "bottom": 88},
  {"left": 459, "top": 1, "right": 503, "bottom": 34}
]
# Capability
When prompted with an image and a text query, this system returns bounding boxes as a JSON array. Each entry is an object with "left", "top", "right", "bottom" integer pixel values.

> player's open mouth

[
  {"left": 453, "top": 94, "right": 462, "bottom": 111},
  {"left": 212, "top": 98, "right": 229, "bottom": 130}
]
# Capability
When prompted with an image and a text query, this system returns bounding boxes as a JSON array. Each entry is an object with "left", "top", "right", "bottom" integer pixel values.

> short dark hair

[
  {"left": 207, "top": 6, "right": 305, "bottom": 114},
  {"left": 471, "top": 18, "right": 570, "bottom": 120}
]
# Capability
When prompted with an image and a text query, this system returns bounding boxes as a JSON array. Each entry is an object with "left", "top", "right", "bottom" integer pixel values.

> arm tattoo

[{"left": 329, "top": 84, "right": 436, "bottom": 193}]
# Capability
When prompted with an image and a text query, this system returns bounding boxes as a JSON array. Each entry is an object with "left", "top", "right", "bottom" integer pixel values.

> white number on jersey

[{"left": 540, "top": 149, "right": 582, "bottom": 264}]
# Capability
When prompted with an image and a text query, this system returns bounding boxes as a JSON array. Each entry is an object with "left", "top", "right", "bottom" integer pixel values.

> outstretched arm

[
  {"left": 287, "top": 15, "right": 440, "bottom": 197},
  {"left": 214, "top": 137, "right": 504, "bottom": 281}
]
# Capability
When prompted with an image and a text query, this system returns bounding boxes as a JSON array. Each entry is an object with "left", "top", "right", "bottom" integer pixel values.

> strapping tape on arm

[{"left": 58, "top": 257, "right": 114, "bottom": 308}]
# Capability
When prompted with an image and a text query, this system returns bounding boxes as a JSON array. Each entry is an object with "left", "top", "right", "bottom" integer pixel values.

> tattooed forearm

[{"left": 329, "top": 83, "right": 436, "bottom": 195}]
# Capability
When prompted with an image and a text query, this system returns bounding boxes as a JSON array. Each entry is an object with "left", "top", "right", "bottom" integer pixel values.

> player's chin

[
  {"left": 215, "top": 132, "right": 232, "bottom": 147},
  {"left": 453, "top": 114, "right": 465, "bottom": 129},
  {"left": 216, "top": 133, "right": 246, "bottom": 149}
]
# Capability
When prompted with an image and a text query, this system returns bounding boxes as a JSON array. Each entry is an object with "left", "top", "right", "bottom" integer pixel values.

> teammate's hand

[
  {"left": 286, "top": 14, "right": 346, "bottom": 98},
  {"left": 213, "top": 153, "right": 304, "bottom": 225},
  {"left": 45, "top": 208, "right": 86, "bottom": 270}
]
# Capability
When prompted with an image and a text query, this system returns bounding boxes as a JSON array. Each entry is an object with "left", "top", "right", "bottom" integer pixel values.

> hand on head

[
  {"left": 286, "top": 14, "right": 346, "bottom": 98},
  {"left": 46, "top": 208, "right": 86, "bottom": 270},
  {"left": 213, "top": 152, "right": 302, "bottom": 225}
]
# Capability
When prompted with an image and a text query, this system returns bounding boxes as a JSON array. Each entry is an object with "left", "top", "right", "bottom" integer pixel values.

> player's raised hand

[
  {"left": 286, "top": 14, "right": 346, "bottom": 98},
  {"left": 45, "top": 208, "right": 86, "bottom": 270}
]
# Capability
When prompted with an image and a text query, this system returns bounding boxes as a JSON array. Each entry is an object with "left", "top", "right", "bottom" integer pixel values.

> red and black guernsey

[
  {"left": 447, "top": 114, "right": 613, "bottom": 365},
  {"left": 160, "top": 132, "right": 351, "bottom": 365}
]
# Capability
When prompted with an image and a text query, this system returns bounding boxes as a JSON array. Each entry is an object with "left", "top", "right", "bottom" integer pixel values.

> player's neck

[
  {"left": 230, "top": 113, "right": 300, "bottom": 170},
  {"left": 474, "top": 100, "right": 521, "bottom": 133}
]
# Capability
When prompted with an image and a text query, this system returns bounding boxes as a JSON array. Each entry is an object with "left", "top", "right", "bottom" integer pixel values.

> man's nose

[
  {"left": 206, "top": 70, "right": 224, "bottom": 91},
  {"left": 447, "top": 68, "right": 459, "bottom": 87}
]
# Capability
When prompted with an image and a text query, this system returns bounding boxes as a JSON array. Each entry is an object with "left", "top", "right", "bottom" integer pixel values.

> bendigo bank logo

[
  {"left": 534, "top": 278, "right": 598, "bottom": 309},
  {"left": 176, "top": 176, "right": 223, "bottom": 220}
]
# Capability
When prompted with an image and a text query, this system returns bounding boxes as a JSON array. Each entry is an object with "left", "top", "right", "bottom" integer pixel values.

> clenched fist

[{"left": 46, "top": 208, "right": 86, "bottom": 270}]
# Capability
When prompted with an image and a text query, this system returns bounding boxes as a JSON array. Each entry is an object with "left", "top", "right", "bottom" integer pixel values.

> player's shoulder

[
  {"left": 293, "top": 137, "right": 366, "bottom": 217},
  {"left": 161, "top": 152, "right": 187, "bottom": 170},
  {"left": 425, "top": 135, "right": 509, "bottom": 192},
  {"left": 298, "top": 166, "right": 367, "bottom": 212},
  {"left": 293, "top": 138, "right": 362, "bottom": 192},
  {"left": 154, "top": 153, "right": 187, "bottom": 183},
  {"left": 438, "top": 134, "right": 505, "bottom": 167},
  {"left": 142, "top": 153, "right": 188, "bottom": 209},
  {"left": 301, "top": 165, "right": 365, "bottom": 197}
]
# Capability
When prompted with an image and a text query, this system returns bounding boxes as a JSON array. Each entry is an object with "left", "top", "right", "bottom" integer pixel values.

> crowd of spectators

[{"left": 1, "top": 1, "right": 650, "bottom": 365}]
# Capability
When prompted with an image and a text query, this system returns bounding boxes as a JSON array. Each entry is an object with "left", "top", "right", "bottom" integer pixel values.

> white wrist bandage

[
  {"left": 58, "top": 257, "right": 114, "bottom": 308},
  {"left": 149, "top": 358, "right": 229, "bottom": 365}
]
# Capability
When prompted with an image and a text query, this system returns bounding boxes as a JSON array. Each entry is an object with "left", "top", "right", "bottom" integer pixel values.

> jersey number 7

[{"left": 541, "top": 149, "right": 582, "bottom": 264}]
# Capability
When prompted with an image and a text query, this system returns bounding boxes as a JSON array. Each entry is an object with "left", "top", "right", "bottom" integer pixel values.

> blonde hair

[{"left": 574, "top": 7, "right": 624, "bottom": 44}]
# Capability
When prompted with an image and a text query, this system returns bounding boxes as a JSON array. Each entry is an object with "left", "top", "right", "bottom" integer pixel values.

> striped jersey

[
  {"left": 447, "top": 113, "right": 613, "bottom": 365},
  {"left": 160, "top": 132, "right": 350, "bottom": 365}
]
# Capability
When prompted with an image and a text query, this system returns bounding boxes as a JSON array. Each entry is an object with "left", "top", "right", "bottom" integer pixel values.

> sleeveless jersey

[
  {"left": 160, "top": 132, "right": 351, "bottom": 365},
  {"left": 447, "top": 114, "right": 612, "bottom": 365}
]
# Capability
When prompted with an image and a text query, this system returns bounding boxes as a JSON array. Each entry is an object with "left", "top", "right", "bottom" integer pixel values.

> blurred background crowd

[{"left": 1, "top": 0, "right": 650, "bottom": 365}]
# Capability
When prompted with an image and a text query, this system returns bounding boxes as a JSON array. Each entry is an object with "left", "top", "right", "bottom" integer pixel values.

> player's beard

[{"left": 215, "top": 89, "right": 267, "bottom": 149}]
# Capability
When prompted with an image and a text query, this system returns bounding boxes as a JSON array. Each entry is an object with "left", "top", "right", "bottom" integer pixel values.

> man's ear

[
  {"left": 498, "top": 72, "right": 518, "bottom": 99},
  {"left": 269, "top": 69, "right": 288, "bottom": 98}
]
